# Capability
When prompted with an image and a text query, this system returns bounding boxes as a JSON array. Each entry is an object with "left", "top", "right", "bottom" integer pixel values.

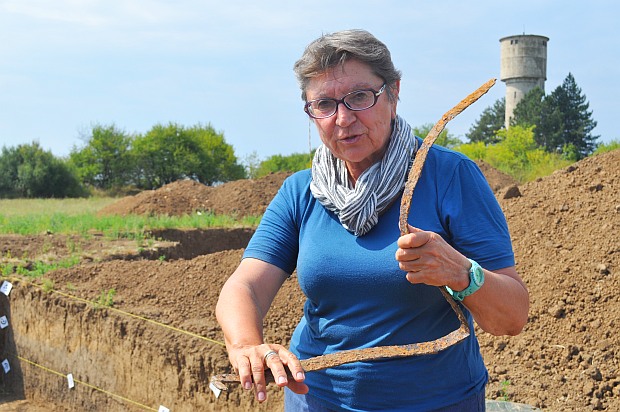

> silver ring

[{"left": 263, "top": 350, "right": 278, "bottom": 363}]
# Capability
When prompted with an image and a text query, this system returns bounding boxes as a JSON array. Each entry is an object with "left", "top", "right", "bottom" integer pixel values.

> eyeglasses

[{"left": 304, "top": 83, "right": 387, "bottom": 119}]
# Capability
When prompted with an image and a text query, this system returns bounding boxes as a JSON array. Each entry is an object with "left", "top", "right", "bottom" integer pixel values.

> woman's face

[{"left": 305, "top": 59, "right": 399, "bottom": 180}]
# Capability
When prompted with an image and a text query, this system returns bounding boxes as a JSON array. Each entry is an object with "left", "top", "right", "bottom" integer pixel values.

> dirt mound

[
  {"left": 486, "top": 149, "right": 620, "bottom": 410},
  {"left": 99, "top": 172, "right": 292, "bottom": 217},
  {"left": 1, "top": 151, "right": 619, "bottom": 411},
  {"left": 476, "top": 160, "right": 519, "bottom": 193},
  {"left": 99, "top": 164, "right": 511, "bottom": 218}
]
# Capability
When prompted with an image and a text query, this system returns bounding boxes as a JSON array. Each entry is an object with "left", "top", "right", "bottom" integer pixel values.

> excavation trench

[{"left": 0, "top": 228, "right": 300, "bottom": 411}]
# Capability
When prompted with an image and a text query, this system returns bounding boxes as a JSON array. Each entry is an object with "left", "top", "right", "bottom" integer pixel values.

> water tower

[{"left": 499, "top": 34, "right": 549, "bottom": 128}]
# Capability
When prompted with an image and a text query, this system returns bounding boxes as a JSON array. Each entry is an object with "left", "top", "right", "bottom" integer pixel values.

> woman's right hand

[
  {"left": 217, "top": 258, "right": 308, "bottom": 402},
  {"left": 228, "top": 343, "right": 309, "bottom": 402}
]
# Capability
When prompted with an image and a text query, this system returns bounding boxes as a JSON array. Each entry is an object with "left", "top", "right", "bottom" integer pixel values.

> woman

[{"left": 216, "top": 29, "right": 529, "bottom": 411}]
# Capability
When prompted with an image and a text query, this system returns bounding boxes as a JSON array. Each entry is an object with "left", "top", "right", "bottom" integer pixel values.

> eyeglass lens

[{"left": 307, "top": 88, "right": 380, "bottom": 118}]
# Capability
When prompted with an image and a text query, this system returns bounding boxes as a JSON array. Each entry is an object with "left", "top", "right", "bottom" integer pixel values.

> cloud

[{"left": 1, "top": 0, "right": 110, "bottom": 26}]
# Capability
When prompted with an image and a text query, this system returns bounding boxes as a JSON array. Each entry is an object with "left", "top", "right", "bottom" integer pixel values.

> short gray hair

[{"left": 293, "top": 29, "right": 401, "bottom": 102}]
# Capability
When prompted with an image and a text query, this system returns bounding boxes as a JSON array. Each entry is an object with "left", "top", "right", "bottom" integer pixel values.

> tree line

[
  {"left": 467, "top": 73, "right": 599, "bottom": 160},
  {"left": 0, "top": 123, "right": 245, "bottom": 198},
  {"left": 0, "top": 73, "right": 615, "bottom": 199}
]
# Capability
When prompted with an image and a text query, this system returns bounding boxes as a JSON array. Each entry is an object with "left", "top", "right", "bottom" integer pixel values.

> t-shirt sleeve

[
  {"left": 440, "top": 158, "right": 515, "bottom": 271},
  {"left": 242, "top": 173, "right": 307, "bottom": 275}
]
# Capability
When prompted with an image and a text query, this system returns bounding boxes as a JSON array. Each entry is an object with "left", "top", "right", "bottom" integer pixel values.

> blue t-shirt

[{"left": 244, "top": 142, "right": 514, "bottom": 411}]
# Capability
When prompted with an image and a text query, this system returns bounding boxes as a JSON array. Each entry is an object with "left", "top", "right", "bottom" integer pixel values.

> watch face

[{"left": 472, "top": 266, "right": 484, "bottom": 286}]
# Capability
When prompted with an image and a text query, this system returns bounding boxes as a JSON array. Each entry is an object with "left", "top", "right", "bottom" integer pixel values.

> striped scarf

[{"left": 310, "top": 115, "right": 418, "bottom": 236}]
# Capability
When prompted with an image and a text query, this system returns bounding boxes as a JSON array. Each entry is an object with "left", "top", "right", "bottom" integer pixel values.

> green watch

[{"left": 446, "top": 259, "right": 485, "bottom": 301}]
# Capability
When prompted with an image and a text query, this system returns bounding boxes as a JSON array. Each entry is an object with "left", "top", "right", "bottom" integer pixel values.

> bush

[
  {"left": 593, "top": 139, "right": 620, "bottom": 155},
  {"left": 0, "top": 142, "right": 85, "bottom": 198},
  {"left": 455, "top": 126, "right": 571, "bottom": 182}
]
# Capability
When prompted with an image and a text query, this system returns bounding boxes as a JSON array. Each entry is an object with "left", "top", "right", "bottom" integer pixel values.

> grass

[
  {"left": 0, "top": 197, "right": 118, "bottom": 217},
  {"left": 0, "top": 197, "right": 261, "bottom": 237},
  {"left": 3, "top": 256, "right": 82, "bottom": 278},
  {"left": 499, "top": 379, "right": 511, "bottom": 401},
  {"left": 0, "top": 197, "right": 260, "bottom": 280},
  {"left": 95, "top": 288, "right": 117, "bottom": 308}
]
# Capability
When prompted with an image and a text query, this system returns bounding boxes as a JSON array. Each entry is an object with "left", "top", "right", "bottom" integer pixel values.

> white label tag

[
  {"left": 0, "top": 316, "right": 8, "bottom": 329},
  {"left": 1, "top": 359, "right": 10, "bottom": 373},
  {"left": 0, "top": 281, "right": 13, "bottom": 296},
  {"left": 67, "top": 373, "right": 75, "bottom": 389},
  {"left": 209, "top": 382, "right": 222, "bottom": 398},
  {"left": 158, "top": 406, "right": 170, "bottom": 412}
]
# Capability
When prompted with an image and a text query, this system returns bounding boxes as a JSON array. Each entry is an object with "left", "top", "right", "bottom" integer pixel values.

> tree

[
  {"left": 132, "top": 123, "right": 245, "bottom": 189},
  {"left": 69, "top": 124, "right": 134, "bottom": 190},
  {"left": 243, "top": 151, "right": 262, "bottom": 179},
  {"left": 0, "top": 146, "right": 20, "bottom": 196},
  {"left": 412, "top": 124, "right": 461, "bottom": 148},
  {"left": 511, "top": 87, "right": 545, "bottom": 128},
  {"left": 186, "top": 124, "right": 246, "bottom": 184},
  {"left": 255, "top": 152, "right": 313, "bottom": 178},
  {"left": 535, "top": 96, "right": 564, "bottom": 154},
  {"left": 510, "top": 73, "right": 598, "bottom": 159},
  {"left": 466, "top": 98, "right": 505, "bottom": 144},
  {"left": 0, "top": 142, "right": 84, "bottom": 198},
  {"left": 547, "top": 73, "right": 599, "bottom": 158}
]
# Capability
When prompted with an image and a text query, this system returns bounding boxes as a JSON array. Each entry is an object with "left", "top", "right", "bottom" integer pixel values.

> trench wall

[{"left": 0, "top": 280, "right": 282, "bottom": 411}]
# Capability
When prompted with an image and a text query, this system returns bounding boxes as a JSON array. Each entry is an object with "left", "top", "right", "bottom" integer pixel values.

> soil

[{"left": 0, "top": 154, "right": 618, "bottom": 411}]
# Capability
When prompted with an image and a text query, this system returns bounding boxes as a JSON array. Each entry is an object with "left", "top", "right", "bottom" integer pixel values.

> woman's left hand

[
  {"left": 395, "top": 224, "right": 529, "bottom": 336},
  {"left": 395, "top": 225, "right": 470, "bottom": 291}
]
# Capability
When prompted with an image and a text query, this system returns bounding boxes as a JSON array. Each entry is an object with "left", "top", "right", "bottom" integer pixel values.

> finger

[
  {"left": 235, "top": 355, "right": 254, "bottom": 391},
  {"left": 264, "top": 350, "right": 289, "bottom": 387},
  {"left": 397, "top": 226, "right": 431, "bottom": 249},
  {"left": 287, "top": 380, "right": 310, "bottom": 395},
  {"left": 251, "top": 359, "right": 268, "bottom": 402},
  {"left": 280, "top": 351, "right": 306, "bottom": 383},
  {"left": 395, "top": 247, "right": 421, "bottom": 263},
  {"left": 406, "top": 270, "right": 423, "bottom": 285}
]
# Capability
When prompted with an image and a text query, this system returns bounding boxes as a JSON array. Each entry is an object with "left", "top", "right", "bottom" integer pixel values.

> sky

[{"left": 1, "top": 1, "right": 618, "bottom": 163}]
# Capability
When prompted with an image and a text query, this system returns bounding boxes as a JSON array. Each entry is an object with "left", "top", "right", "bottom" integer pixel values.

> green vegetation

[
  {"left": 1, "top": 261, "right": 14, "bottom": 277},
  {"left": 69, "top": 124, "right": 133, "bottom": 190},
  {"left": 69, "top": 122, "right": 246, "bottom": 191},
  {"left": 593, "top": 139, "right": 620, "bottom": 155},
  {"left": 0, "top": 197, "right": 260, "bottom": 282},
  {"left": 0, "top": 142, "right": 86, "bottom": 198},
  {"left": 499, "top": 379, "right": 511, "bottom": 401},
  {"left": 456, "top": 125, "right": 572, "bottom": 183},
  {"left": 412, "top": 124, "right": 461, "bottom": 149},
  {"left": 0, "top": 72, "right": 613, "bottom": 199},
  {"left": 41, "top": 278, "right": 54, "bottom": 293},
  {"left": 3, "top": 256, "right": 81, "bottom": 278},
  {"left": 253, "top": 152, "right": 313, "bottom": 178},
  {"left": 95, "top": 288, "right": 116, "bottom": 308},
  {"left": 0, "top": 122, "right": 247, "bottom": 199},
  {"left": 0, "top": 207, "right": 261, "bottom": 237},
  {"left": 467, "top": 73, "right": 599, "bottom": 160},
  {"left": 0, "top": 197, "right": 118, "bottom": 217},
  {"left": 467, "top": 98, "right": 506, "bottom": 144}
]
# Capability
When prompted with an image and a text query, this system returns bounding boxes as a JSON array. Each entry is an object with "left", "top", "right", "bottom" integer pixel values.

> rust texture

[
  {"left": 211, "top": 78, "right": 496, "bottom": 391},
  {"left": 399, "top": 78, "right": 496, "bottom": 234}
]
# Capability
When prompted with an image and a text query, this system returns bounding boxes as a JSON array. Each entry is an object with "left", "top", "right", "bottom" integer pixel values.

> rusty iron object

[
  {"left": 211, "top": 78, "right": 497, "bottom": 391},
  {"left": 399, "top": 78, "right": 497, "bottom": 235}
]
